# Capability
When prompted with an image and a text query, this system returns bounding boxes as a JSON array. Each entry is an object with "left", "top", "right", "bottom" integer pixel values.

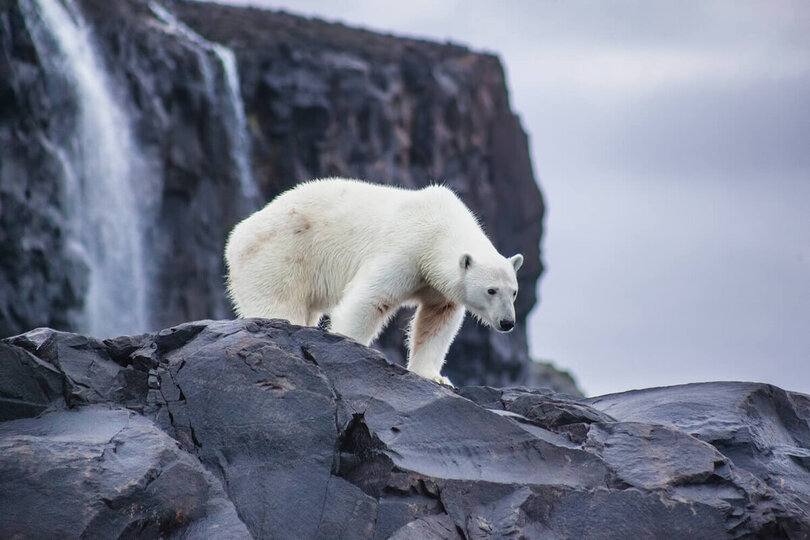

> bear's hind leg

[
  {"left": 306, "top": 311, "right": 323, "bottom": 327},
  {"left": 407, "top": 303, "right": 465, "bottom": 386},
  {"left": 245, "top": 300, "right": 309, "bottom": 327}
]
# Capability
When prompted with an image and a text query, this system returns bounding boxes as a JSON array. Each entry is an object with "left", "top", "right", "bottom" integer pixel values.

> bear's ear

[
  {"left": 460, "top": 254, "right": 473, "bottom": 270},
  {"left": 509, "top": 254, "right": 524, "bottom": 272}
]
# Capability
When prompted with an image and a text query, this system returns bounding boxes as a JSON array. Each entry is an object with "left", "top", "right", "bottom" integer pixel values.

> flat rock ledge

[{"left": 1, "top": 319, "right": 808, "bottom": 539}]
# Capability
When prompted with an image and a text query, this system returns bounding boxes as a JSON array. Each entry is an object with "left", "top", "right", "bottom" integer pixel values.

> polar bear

[{"left": 224, "top": 178, "right": 523, "bottom": 385}]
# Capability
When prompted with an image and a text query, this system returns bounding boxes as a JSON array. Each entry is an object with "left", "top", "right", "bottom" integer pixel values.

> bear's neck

[
  {"left": 420, "top": 231, "right": 499, "bottom": 303},
  {"left": 412, "top": 188, "right": 500, "bottom": 301}
]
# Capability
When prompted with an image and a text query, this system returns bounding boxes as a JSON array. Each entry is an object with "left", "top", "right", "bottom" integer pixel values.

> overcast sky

[{"left": 207, "top": 0, "right": 810, "bottom": 396}]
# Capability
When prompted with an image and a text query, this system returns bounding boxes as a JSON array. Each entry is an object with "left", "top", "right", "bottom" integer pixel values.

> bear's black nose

[{"left": 499, "top": 320, "right": 514, "bottom": 331}]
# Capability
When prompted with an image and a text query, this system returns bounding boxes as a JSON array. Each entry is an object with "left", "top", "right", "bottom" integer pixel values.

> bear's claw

[{"left": 431, "top": 374, "right": 454, "bottom": 387}]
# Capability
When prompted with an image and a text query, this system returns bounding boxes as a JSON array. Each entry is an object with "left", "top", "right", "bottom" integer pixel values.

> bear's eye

[
  {"left": 513, "top": 291, "right": 517, "bottom": 298},
  {"left": 487, "top": 288, "right": 497, "bottom": 295}
]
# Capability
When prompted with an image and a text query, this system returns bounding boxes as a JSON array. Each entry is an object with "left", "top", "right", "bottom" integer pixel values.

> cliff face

[
  {"left": 2, "top": 319, "right": 809, "bottom": 538},
  {"left": 0, "top": 0, "right": 550, "bottom": 388}
]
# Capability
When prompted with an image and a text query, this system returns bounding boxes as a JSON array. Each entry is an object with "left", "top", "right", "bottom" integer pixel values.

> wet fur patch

[
  {"left": 411, "top": 302, "right": 458, "bottom": 353},
  {"left": 238, "top": 230, "right": 276, "bottom": 262},
  {"left": 289, "top": 208, "right": 312, "bottom": 235}
]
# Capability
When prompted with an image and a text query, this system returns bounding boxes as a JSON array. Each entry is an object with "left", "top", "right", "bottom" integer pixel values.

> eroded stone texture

[
  {"left": 2, "top": 319, "right": 808, "bottom": 538},
  {"left": 0, "top": 407, "right": 249, "bottom": 539}
]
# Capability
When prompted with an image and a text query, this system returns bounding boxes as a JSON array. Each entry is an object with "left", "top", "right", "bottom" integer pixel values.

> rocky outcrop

[
  {"left": 2, "top": 319, "right": 808, "bottom": 538},
  {"left": 0, "top": 0, "right": 549, "bottom": 388}
]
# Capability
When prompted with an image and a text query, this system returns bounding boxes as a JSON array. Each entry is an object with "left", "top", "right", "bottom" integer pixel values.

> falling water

[
  {"left": 20, "top": 0, "right": 150, "bottom": 337},
  {"left": 150, "top": 3, "right": 259, "bottom": 201},
  {"left": 216, "top": 46, "right": 259, "bottom": 200}
]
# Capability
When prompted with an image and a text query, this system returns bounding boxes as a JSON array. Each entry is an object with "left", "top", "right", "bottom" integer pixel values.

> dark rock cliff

[
  {"left": 0, "top": 0, "right": 553, "bottom": 389},
  {"left": 2, "top": 319, "right": 809, "bottom": 538}
]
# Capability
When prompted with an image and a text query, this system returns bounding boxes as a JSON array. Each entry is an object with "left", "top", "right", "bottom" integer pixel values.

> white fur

[{"left": 224, "top": 178, "right": 522, "bottom": 385}]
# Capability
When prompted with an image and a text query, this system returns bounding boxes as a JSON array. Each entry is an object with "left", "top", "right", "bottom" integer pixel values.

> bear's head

[{"left": 459, "top": 252, "right": 523, "bottom": 332}]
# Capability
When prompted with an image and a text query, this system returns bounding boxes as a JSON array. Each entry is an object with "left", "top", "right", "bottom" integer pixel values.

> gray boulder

[{"left": 1, "top": 319, "right": 808, "bottom": 538}]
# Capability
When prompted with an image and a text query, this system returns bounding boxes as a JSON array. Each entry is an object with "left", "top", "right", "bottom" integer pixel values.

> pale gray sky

[{"left": 204, "top": 0, "right": 810, "bottom": 396}]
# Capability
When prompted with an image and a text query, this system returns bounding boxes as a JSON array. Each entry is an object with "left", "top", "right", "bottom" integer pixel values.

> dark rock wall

[
  {"left": 0, "top": 0, "right": 89, "bottom": 333},
  {"left": 0, "top": 0, "right": 551, "bottom": 388}
]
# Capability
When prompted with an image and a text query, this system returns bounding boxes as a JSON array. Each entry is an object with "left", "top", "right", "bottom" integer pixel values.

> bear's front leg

[
  {"left": 328, "top": 276, "right": 399, "bottom": 347},
  {"left": 330, "top": 259, "right": 415, "bottom": 345},
  {"left": 330, "top": 294, "right": 394, "bottom": 346},
  {"left": 407, "top": 302, "right": 466, "bottom": 386}
]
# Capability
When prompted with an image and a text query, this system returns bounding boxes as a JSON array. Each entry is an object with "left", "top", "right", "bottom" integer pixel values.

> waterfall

[
  {"left": 20, "top": 0, "right": 150, "bottom": 337},
  {"left": 150, "top": 3, "right": 260, "bottom": 202},
  {"left": 216, "top": 46, "right": 259, "bottom": 201}
]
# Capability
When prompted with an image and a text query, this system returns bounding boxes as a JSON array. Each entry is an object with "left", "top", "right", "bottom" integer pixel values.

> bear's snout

[{"left": 499, "top": 319, "right": 515, "bottom": 332}]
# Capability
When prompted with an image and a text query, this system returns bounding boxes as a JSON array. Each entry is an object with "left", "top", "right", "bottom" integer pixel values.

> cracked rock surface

[{"left": 2, "top": 319, "right": 809, "bottom": 538}]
